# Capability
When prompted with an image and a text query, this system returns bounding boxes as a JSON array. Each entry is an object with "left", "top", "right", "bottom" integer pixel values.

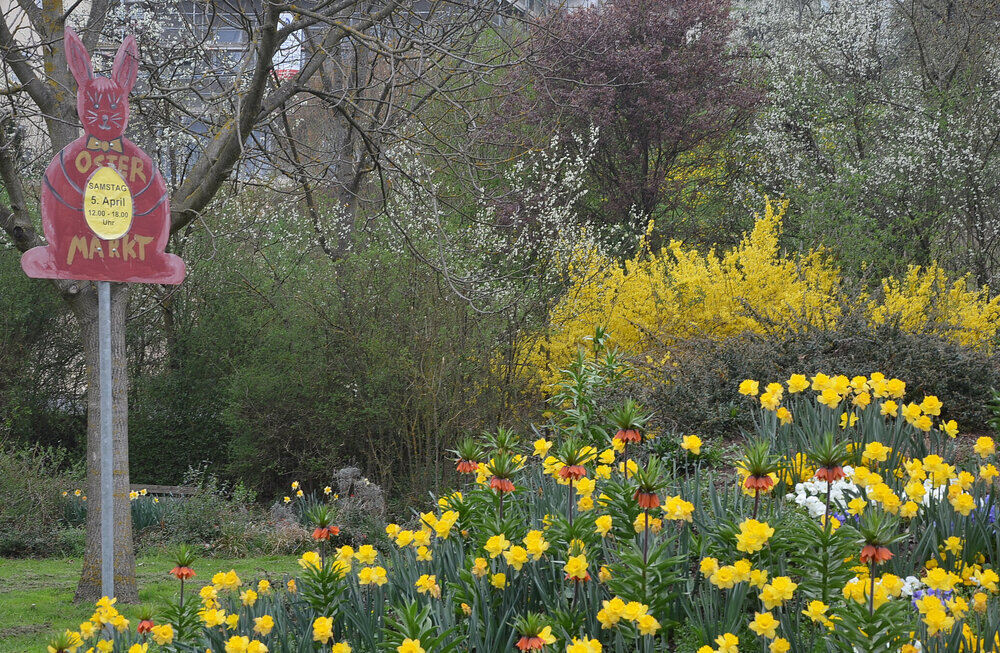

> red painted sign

[{"left": 21, "top": 28, "right": 185, "bottom": 284}]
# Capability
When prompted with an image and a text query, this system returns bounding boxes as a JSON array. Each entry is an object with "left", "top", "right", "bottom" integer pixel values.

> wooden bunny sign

[{"left": 21, "top": 28, "right": 185, "bottom": 284}]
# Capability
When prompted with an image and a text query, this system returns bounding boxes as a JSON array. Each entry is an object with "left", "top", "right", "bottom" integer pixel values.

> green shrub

[
  {"left": 49, "top": 527, "right": 87, "bottom": 557},
  {"left": 644, "top": 312, "right": 1000, "bottom": 439},
  {"left": 0, "top": 443, "right": 83, "bottom": 556},
  {"left": 0, "top": 252, "right": 85, "bottom": 455},
  {"left": 160, "top": 467, "right": 250, "bottom": 546},
  {"left": 147, "top": 466, "right": 309, "bottom": 556}
]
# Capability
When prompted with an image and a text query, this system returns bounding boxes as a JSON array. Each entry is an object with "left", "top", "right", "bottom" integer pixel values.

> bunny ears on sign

[{"left": 64, "top": 27, "right": 139, "bottom": 94}]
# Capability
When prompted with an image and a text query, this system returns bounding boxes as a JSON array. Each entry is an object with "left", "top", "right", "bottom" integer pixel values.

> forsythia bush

[
  {"left": 519, "top": 200, "right": 1000, "bottom": 391},
  {"left": 870, "top": 264, "right": 1000, "bottom": 347},
  {"left": 49, "top": 347, "right": 1000, "bottom": 652}
]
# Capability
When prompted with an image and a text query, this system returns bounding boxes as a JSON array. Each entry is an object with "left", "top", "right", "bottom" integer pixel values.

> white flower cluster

[
  {"left": 787, "top": 466, "right": 860, "bottom": 518},
  {"left": 843, "top": 574, "right": 924, "bottom": 599},
  {"left": 789, "top": 466, "right": 963, "bottom": 517},
  {"left": 899, "top": 575, "right": 924, "bottom": 598}
]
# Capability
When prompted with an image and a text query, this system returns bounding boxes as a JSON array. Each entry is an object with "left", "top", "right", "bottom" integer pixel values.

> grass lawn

[{"left": 0, "top": 554, "right": 300, "bottom": 653}]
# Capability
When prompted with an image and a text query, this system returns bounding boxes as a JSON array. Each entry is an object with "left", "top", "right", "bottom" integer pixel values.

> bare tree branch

[{"left": 0, "top": 10, "right": 57, "bottom": 114}]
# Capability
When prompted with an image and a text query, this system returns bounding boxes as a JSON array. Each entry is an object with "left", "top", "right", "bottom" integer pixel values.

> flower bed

[{"left": 48, "top": 363, "right": 1000, "bottom": 652}]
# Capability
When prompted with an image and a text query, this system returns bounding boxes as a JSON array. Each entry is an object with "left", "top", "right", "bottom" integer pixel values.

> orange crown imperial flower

[
  {"left": 860, "top": 544, "right": 893, "bottom": 564},
  {"left": 614, "top": 428, "right": 642, "bottom": 443},
  {"left": 489, "top": 477, "right": 515, "bottom": 493},
  {"left": 452, "top": 437, "right": 485, "bottom": 474},
  {"left": 743, "top": 475, "right": 775, "bottom": 492},
  {"left": 634, "top": 490, "right": 661, "bottom": 509},
  {"left": 814, "top": 466, "right": 845, "bottom": 482},
  {"left": 169, "top": 566, "right": 195, "bottom": 580},
  {"left": 513, "top": 614, "right": 554, "bottom": 651},
  {"left": 456, "top": 460, "right": 479, "bottom": 474},
  {"left": 137, "top": 619, "right": 154, "bottom": 634},
  {"left": 608, "top": 400, "right": 650, "bottom": 444},
  {"left": 557, "top": 465, "right": 587, "bottom": 481},
  {"left": 312, "top": 526, "right": 340, "bottom": 541},
  {"left": 516, "top": 636, "right": 546, "bottom": 651}
]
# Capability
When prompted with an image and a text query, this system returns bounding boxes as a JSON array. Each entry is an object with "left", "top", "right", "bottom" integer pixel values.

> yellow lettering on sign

[
  {"left": 73, "top": 148, "right": 147, "bottom": 183},
  {"left": 84, "top": 167, "right": 133, "bottom": 240},
  {"left": 122, "top": 236, "right": 137, "bottom": 260},
  {"left": 134, "top": 235, "right": 153, "bottom": 261},
  {"left": 130, "top": 157, "right": 146, "bottom": 183},
  {"left": 74, "top": 150, "right": 92, "bottom": 174},
  {"left": 88, "top": 237, "right": 104, "bottom": 259},
  {"left": 67, "top": 235, "right": 90, "bottom": 265}
]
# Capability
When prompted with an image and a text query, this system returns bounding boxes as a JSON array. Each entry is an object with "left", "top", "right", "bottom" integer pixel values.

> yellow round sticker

[{"left": 84, "top": 166, "right": 133, "bottom": 240}]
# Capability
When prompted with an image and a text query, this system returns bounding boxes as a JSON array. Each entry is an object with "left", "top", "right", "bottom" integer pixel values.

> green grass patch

[{"left": 0, "top": 554, "right": 300, "bottom": 653}]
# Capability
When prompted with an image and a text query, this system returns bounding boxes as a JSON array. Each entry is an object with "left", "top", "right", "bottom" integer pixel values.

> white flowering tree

[
  {"left": 0, "top": 0, "right": 518, "bottom": 601},
  {"left": 734, "top": 0, "right": 1000, "bottom": 282},
  {"left": 375, "top": 124, "right": 634, "bottom": 385}
]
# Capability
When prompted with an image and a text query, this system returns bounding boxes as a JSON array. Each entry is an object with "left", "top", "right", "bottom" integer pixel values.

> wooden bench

[{"left": 129, "top": 483, "right": 198, "bottom": 497}]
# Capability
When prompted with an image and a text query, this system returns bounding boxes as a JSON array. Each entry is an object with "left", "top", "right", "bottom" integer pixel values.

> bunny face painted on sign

[
  {"left": 66, "top": 28, "right": 137, "bottom": 142},
  {"left": 21, "top": 28, "right": 185, "bottom": 285}
]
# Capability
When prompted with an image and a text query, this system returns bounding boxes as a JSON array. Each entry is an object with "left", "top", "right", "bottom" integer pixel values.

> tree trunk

[{"left": 70, "top": 283, "right": 138, "bottom": 603}]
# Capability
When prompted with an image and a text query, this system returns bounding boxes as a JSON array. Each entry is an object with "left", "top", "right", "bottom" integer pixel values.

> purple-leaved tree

[{"left": 510, "top": 0, "right": 760, "bottom": 233}]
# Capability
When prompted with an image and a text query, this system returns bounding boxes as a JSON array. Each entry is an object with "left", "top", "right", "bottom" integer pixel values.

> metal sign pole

[{"left": 98, "top": 280, "right": 114, "bottom": 599}]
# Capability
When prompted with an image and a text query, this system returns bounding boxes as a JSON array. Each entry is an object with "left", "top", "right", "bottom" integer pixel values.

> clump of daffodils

[{"left": 48, "top": 370, "right": 1000, "bottom": 653}]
